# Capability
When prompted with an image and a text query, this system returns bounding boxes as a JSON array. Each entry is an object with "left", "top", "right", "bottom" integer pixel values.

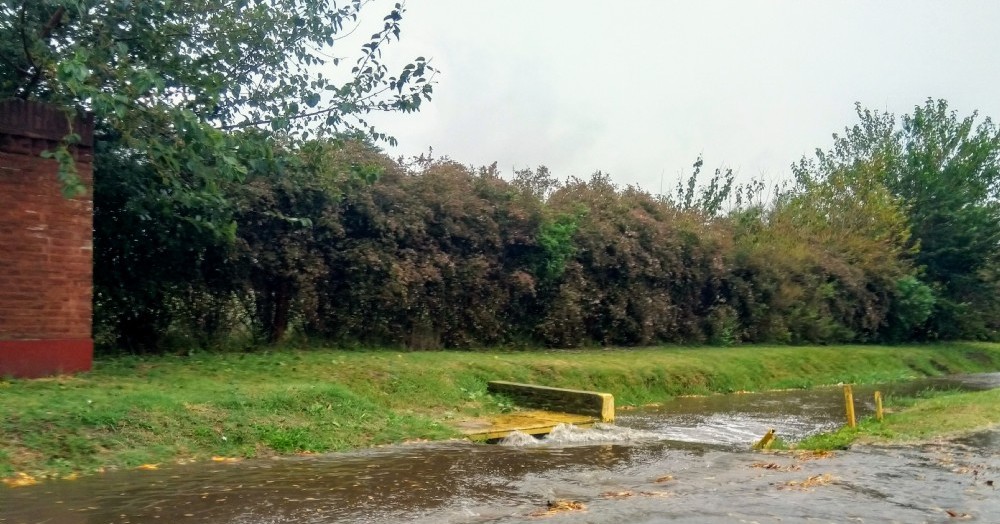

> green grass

[
  {"left": 3, "top": 342, "right": 1000, "bottom": 480},
  {"left": 796, "top": 386, "right": 1000, "bottom": 451}
]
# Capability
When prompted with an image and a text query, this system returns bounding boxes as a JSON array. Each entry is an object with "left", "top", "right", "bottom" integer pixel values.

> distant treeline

[{"left": 93, "top": 99, "right": 1000, "bottom": 352}]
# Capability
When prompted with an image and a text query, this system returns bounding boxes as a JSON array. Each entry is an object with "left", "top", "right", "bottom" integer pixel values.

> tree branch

[
  {"left": 40, "top": 5, "right": 65, "bottom": 38},
  {"left": 17, "top": 4, "right": 65, "bottom": 99}
]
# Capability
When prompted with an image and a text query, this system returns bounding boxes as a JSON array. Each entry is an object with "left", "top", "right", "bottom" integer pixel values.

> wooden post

[
  {"left": 874, "top": 391, "right": 884, "bottom": 422},
  {"left": 843, "top": 384, "right": 856, "bottom": 428}
]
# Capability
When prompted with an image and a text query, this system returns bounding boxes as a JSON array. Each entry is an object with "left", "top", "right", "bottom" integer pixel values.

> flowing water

[{"left": 2, "top": 374, "right": 999, "bottom": 523}]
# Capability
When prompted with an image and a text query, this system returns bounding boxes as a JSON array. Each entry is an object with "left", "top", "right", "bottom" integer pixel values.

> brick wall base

[
  {"left": 0, "top": 339, "right": 93, "bottom": 378},
  {"left": 1, "top": 100, "right": 94, "bottom": 379}
]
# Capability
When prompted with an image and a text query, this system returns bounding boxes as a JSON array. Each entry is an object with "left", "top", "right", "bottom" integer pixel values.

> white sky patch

[{"left": 350, "top": 0, "right": 1000, "bottom": 192}]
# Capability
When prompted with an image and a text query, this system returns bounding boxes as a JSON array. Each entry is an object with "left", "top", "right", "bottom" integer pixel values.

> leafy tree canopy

[
  {"left": 0, "top": 0, "right": 434, "bottom": 195},
  {"left": 794, "top": 99, "right": 1000, "bottom": 339}
]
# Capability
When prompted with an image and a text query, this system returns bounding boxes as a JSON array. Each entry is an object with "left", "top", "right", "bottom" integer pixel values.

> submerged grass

[{"left": 2, "top": 342, "right": 1000, "bottom": 479}]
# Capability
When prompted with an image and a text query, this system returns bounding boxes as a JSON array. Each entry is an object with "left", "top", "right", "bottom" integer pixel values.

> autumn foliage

[{"left": 95, "top": 118, "right": 996, "bottom": 352}]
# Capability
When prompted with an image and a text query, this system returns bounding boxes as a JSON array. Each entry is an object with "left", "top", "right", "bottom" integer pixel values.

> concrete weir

[{"left": 459, "top": 381, "right": 615, "bottom": 442}]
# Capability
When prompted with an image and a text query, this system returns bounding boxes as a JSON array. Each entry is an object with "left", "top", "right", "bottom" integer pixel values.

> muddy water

[
  {"left": 2, "top": 374, "right": 998, "bottom": 524},
  {"left": 619, "top": 373, "right": 1000, "bottom": 446}
]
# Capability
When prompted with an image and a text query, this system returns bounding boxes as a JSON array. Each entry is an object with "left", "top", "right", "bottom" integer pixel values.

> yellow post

[
  {"left": 752, "top": 428, "right": 776, "bottom": 450},
  {"left": 874, "top": 391, "right": 884, "bottom": 422},
  {"left": 843, "top": 384, "right": 856, "bottom": 428}
]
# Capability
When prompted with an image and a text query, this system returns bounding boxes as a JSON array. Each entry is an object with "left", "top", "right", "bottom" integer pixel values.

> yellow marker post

[
  {"left": 843, "top": 384, "right": 856, "bottom": 428},
  {"left": 874, "top": 391, "right": 884, "bottom": 422},
  {"left": 752, "top": 428, "right": 776, "bottom": 450}
]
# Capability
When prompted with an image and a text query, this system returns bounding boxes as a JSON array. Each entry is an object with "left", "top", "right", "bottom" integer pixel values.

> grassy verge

[
  {"left": 796, "top": 386, "right": 1000, "bottom": 450},
  {"left": 3, "top": 342, "right": 1000, "bottom": 480}
]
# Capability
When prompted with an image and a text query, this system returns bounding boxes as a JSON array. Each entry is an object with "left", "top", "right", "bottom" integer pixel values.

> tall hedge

[{"left": 94, "top": 110, "right": 999, "bottom": 352}]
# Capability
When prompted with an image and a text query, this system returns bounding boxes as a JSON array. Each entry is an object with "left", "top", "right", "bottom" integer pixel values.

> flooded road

[{"left": 2, "top": 374, "right": 998, "bottom": 523}]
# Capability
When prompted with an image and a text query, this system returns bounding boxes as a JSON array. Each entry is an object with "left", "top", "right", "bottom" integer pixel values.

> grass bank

[
  {"left": 796, "top": 387, "right": 1000, "bottom": 450},
  {"left": 3, "top": 342, "right": 1000, "bottom": 481}
]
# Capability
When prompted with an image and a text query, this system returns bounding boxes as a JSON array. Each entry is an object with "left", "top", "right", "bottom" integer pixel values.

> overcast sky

[{"left": 366, "top": 0, "right": 1000, "bottom": 192}]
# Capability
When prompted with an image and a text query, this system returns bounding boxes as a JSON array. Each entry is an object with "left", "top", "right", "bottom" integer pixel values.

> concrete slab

[
  {"left": 457, "top": 410, "right": 599, "bottom": 442},
  {"left": 487, "top": 381, "right": 615, "bottom": 422}
]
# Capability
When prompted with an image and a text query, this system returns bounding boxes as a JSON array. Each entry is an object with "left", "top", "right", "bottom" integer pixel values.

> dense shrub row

[
  {"left": 87, "top": 152, "right": 963, "bottom": 352},
  {"left": 94, "top": 101, "right": 1000, "bottom": 352}
]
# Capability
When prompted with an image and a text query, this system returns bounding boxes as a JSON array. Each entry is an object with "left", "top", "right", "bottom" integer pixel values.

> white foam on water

[
  {"left": 498, "top": 430, "right": 540, "bottom": 446},
  {"left": 498, "top": 423, "right": 663, "bottom": 446},
  {"left": 639, "top": 412, "right": 840, "bottom": 446}
]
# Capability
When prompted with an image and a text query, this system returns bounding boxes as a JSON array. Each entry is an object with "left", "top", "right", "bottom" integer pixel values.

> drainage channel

[{"left": 2, "top": 373, "right": 998, "bottom": 524}]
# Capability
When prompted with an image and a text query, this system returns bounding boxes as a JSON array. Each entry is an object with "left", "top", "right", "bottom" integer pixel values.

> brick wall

[{"left": 0, "top": 100, "right": 94, "bottom": 378}]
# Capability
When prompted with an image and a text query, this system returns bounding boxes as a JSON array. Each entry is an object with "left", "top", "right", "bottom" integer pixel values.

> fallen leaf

[
  {"left": 796, "top": 450, "right": 834, "bottom": 461},
  {"left": 2, "top": 472, "right": 38, "bottom": 488},
  {"left": 529, "top": 499, "right": 587, "bottom": 518},
  {"left": 654, "top": 474, "right": 674, "bottom": 483},
  {"left": 752, "top": 462, "right": 801, "bottom": 472},
  {"left": 781, "top": 473, "right": 835, "bottom": 490}
]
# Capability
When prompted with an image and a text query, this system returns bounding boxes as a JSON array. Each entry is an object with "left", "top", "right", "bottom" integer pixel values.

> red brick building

[{"left": 0, "top": 100, "right": 94, "bottom": 378}]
